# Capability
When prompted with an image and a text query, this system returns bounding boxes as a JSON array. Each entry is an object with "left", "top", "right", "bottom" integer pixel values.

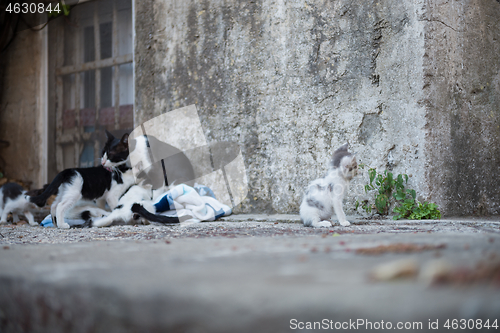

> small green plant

[
  {"left": 356, "top": 165, "right": 441, "bottom": 220},
  {"left": 47, "top": 2, "right": 71, "bottom": 19},
  {"left": 394, "top": 198, "right": 441, "bottom": 220}
]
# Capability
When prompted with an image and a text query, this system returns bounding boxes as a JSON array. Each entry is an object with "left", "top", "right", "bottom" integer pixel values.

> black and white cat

[
  {"left": 0, "top": 182, "right": 40, "bottom": 226},
  {"left": 300, "top": 143, "right": 358, "bottom": 227},
  {"left": 89, "top": 183, "right": 182, "bottom": 227},
  {"left": 30, "top": 133, "right": 136, "bottom": 229}
]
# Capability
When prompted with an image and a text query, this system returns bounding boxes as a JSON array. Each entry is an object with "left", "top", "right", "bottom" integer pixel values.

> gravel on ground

[{"left": 1, "top": 215, "right": 499, "bottom": 245}]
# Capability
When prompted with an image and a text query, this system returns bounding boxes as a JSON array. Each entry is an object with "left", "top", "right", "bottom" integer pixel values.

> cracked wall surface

[
  {"left": 423, "top": 0, "right": 500, "bottom": 215},
  {"left": 135, "top": 0, "right": 499, "bottom": 215}
]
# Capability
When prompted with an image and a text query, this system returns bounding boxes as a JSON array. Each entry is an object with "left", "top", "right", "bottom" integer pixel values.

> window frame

[{"left": 53, "top": 0, "right": 133, "bottom": 171}]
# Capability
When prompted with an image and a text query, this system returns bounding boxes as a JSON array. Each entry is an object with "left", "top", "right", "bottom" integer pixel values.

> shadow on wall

[{"left": 129, "top": 105, "right": 249, "bottom": 211}]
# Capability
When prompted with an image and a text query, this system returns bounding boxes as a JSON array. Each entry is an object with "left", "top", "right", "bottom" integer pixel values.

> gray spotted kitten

[{"left": 300, "top": 143, "right": 358, "bottom": 227}]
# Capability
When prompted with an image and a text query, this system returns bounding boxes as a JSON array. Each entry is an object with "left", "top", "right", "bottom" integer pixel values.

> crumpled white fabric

[{"left": 153, "top": 184, "right": 232, "bottom": 224}]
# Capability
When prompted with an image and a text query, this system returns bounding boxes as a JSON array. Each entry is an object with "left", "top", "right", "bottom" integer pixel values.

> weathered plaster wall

[
  {"left": 135, "top": 0, "right": 500, "bottom": 215},
  {"left": 0, "top": 28, "right": 43, "bottom": 189},
  {"left": 135, "top": 0, "right": 429, "bottom": 214},
  {"left": 424, "top": 0, "right": 500, "bottom": 215}
]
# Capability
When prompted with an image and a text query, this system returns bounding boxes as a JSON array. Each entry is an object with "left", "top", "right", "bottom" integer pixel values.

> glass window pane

[
  {"left": 80, "top": 142, "right": 95, "bottom": 168},
  {"left": 53, "top": 0, "right": 132, "bottom": 171},
  {"left": 63, "top": 22, "right": 77, "bottom": 66},
  {"left": 62, "top": 74, "right": 76, "bottom": 132},
  {"left": 81, "top": 69, "right": 95, "bottom": 133},
  {"left": 101, "top": 66, "right": 113, "bottom": 107},
  {"left": 100, "top": 22, "right": 113, "bottom": 59},
  {"left": 82, "top": 70, "right": 95, "bottom": 109},
  {"left": 83, "top": 26, "right": 95, "bottom": 63},
  {"left": 119, "top": 63, "right": 133, "bottom": 105},
  {"left": 117, "top": 0, "right": 132, "bottom": 56}
]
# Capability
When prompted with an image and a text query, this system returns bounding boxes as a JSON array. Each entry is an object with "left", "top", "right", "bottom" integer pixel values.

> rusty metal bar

[{"left": 55, "top": 53, "right": 133, "bottom": 76}]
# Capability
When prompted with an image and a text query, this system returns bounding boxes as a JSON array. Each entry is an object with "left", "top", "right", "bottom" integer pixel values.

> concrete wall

[
  {"left": 135, "top": 0, "right": 432, "bottom": 214},
  {"left": 424, "top": 0, "right": 500, "bottom": 215},
  {"left": 0, "top": 28, "right": 45, "bottom": 189},
  {"left": 0, "top": 0, "right": 498, "bottom": 215},
  {"left": 134, "top": 0, "right": 500, "bottom": 216}
]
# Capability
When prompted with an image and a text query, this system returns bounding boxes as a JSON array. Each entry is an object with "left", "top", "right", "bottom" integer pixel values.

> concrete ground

[{"left": 1, "top": 215, "right": 499, "bottom": 333}]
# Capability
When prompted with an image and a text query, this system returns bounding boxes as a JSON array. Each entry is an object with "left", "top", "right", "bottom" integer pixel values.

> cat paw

[
  {"left": 312, "top": 220, "right": 332, "bottom": 228},
  {"left": 58, "top": 222, "right": 71, "bottom": 229},
  {"left": 339, "top": 220, "right": 351, "bottom": 227}
]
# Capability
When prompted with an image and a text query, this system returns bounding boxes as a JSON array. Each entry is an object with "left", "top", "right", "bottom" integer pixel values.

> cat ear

[
  {"left": 121, "top": 133, "right": 129, "bottom": 147},
  {"left": 105, "top": 130, "right": 114, "bottom": 141},
  {"left": 335, "top": 143, "right": 349, "bottom": 153}
]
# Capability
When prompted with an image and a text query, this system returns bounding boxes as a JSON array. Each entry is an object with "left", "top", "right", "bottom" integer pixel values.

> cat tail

[
  {"left": 131, "top": 203, "right": 185, "bottom": 224},
  {"left": 29, "top": 172, "right": 65, "bottom": 207}
]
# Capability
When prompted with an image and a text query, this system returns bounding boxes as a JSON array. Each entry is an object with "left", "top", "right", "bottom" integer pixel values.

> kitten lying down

[
  {"left": 300, "top": 143, "right": 358, "bottom": 228},
  {"left": 89, "top": 183, "right": 182, "bottom": 227}
]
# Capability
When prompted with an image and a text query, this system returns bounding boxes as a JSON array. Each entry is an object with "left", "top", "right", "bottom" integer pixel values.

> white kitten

[{"left": 300, "top": 143, "right": 358, "bottom": 228}]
